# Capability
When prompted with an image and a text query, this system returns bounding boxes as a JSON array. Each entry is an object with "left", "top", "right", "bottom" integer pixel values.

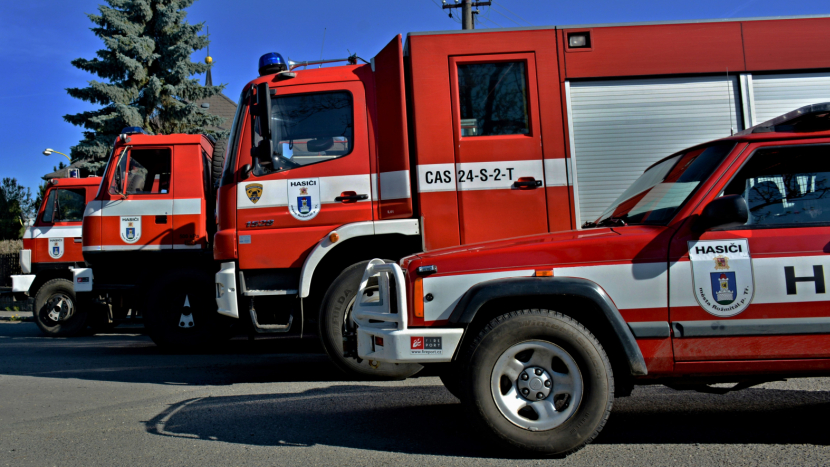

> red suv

[{"left": 352, "top": 103, "right": 830, "bottom": 455}]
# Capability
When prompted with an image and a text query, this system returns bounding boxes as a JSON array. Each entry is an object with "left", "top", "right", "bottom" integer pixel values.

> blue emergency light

[
  {"left": 258, "top": 52, "right": 288, "bottom": 76},
  {"left": 121, "top": 127, "right": 148, "bottom": 135}
]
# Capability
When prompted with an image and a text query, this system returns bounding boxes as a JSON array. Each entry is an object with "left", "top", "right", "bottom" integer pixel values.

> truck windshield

[{"left": 591, "top": 142, "right": 736, "bottom": 226}]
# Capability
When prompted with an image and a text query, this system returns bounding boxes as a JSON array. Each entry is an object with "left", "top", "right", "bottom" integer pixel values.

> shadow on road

[{"left": 143, "top": 383, "right": 830, "bottom": 458}]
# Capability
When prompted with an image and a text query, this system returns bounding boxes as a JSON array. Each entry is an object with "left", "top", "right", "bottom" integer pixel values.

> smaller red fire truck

[
  {"left": 353, "top": 104, "right": 830, "bottom": 455},
  {"left": 11, "top": 176, "right": 103, "bottom": 336}
]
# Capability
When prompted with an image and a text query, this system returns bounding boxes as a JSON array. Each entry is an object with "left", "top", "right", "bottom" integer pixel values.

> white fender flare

[{"left": 298, "top": 219, "right": 420, "bottom": 298}]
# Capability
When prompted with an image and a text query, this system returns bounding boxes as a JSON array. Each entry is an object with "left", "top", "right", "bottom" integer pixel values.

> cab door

[
  {"left": 669, "top": 141, "right": 830, "bottom": 363},
  {"left": 30, "top": 187, "right": 86, "bottom": 263},
  {"left": 100, "top": 146, "right": 174, "bottom": 250},
  {"left": 236, "top": 81, "right": 373, "bottom": 269},
  {"left": 449, "top": 53, "right": 548, "bottom": 244}
]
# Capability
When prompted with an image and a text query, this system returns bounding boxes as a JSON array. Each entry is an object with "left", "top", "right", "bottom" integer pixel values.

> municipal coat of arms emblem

[
  {"left": 48, "top": 238, "right": 64, "bottom": 259},
  {"left": 688, "top": 239, "right": 754, "bottom": 317},
  {"left": 288, "top": 178, "right": 321, "bottom": 221},
  {"left": 120, "top": 216, "right": 141, "bottom": 244},
  {"left": 246, "top": 183, "right": 263, "bottom": 204}
]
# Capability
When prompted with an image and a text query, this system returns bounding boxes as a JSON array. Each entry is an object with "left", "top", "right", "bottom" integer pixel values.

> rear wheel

[
  {"left": 33, "top": 279, "right": 88, "bottom": 337},
  {"left": 460, "top": 309, "right": 613, "bottom": 456},
  {"left": 319, "top": 260, "right": 422, "bottom": 380},
  {"left": 143, "top": 270, "right": 235, "bottom": 348}
]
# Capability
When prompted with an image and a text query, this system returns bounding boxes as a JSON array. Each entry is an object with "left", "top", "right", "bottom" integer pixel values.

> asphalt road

[{"left": 1, "top": 317, "right": 829, "bottom": 466}]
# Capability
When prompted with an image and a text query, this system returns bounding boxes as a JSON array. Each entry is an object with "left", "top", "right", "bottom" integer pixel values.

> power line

[
  {"left": 430, "top": 0, "right": 462, "bottom": 23},
  {"left": 492, "top": 1, "right": 533, "bottom": 26},
  {"left": 480, "top": 9, "right": 503, "bottom": 28},
  {"left": 489, "top": 5, "right": 522, "bottom": 26},
  {"left": 442, "top": 1, "right": 492, "bottom": 30}
]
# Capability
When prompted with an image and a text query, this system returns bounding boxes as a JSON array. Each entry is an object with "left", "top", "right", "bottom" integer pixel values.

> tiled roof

[{"left": 194, "top": 92, "right": 238, "bottom": 131}]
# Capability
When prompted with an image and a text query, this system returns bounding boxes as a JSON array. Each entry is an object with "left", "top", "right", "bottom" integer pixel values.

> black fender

[{"left": 449, "top": 276, "right": 648, "bottom": 376}]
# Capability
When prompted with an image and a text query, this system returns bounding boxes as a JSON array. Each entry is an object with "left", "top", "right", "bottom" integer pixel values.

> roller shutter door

[
  {"left": 751, "top": 72, "right": 830, "bottom": 124},
  {"left": 568, "top": 76, "right": 742, "bottom": 225}
]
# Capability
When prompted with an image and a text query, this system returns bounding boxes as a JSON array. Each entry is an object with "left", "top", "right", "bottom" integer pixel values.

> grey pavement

[{"left": 1, "top": 319, "right": 829, "bottom": 466}]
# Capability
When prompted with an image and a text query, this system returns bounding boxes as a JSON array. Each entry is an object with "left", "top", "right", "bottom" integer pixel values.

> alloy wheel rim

[{"left": 490, "top": 340, "right": 583, "bottom": 431}]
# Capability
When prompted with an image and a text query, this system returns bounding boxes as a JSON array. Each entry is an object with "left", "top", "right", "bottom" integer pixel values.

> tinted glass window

[
  {"left": 594, "top": 143, "right": 735, "bottom": 226},
  {"left": 108, "top": 148, "right": 128, "bottom": 196},
  {"left": 457, "top": 61, "right": 530, "bottom": 137},
  {"left": 55, "top": 190, "right": 85, "bottom": 222},
  {"left": 125, "top": 149, "right": 171, "bottom": 195},
  {"left": 723, "top": 145, "right": 830, "bottom": 226},
  {"left": 254, "top": 91, "right": 353, "bottom": 175},
  {"left": 41, "top": 189, "right": 84, "bottom": 223}
]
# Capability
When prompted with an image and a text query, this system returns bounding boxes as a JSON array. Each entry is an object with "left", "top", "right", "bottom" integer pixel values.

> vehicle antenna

[
  {"left": 319, "top": 28, "right": 326, "bottom": 68},
  {"left": 726, "top": 67, "right": 734, "bottom": 136}
]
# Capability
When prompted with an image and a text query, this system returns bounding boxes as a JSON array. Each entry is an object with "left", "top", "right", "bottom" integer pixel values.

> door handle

[
  {"left": 511, "top": 177, "right": 543, "bottom": 189},
  {"left": 334, "top": 193, "right": 369, "bottom": 203}
]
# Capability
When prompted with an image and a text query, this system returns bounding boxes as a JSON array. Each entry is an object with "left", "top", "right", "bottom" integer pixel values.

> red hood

[{"left": 403, "top": 225, "right": 670, "bottom": 275}]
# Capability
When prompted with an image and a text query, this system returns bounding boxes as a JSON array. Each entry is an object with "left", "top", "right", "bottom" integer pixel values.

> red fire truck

[
  {"left": 352, "top": 103, "right": 830, "bottom": 454},
  {"left": 77, "top": 15, "right": 830, "bottom": 378},
  {"left": 11, "top": 177, "right": 103, "bottom": 336}
]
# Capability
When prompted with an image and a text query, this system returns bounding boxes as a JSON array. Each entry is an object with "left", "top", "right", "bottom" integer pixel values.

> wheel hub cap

[
  {"left": 490, "top": 341, "right": 584, "bottom": 431},
  {"left": 46, "top": 294, "right": 74, "bottom": 322}
]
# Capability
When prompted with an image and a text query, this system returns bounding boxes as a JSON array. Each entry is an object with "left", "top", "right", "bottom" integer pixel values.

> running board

[{"left": 248, "top": 298, "right": 293, "bottom": 333}]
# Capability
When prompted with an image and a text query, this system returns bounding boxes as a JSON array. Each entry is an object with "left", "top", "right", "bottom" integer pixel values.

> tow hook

[{"left": 342, "top": 331, "right": 363, "bottom": 363}]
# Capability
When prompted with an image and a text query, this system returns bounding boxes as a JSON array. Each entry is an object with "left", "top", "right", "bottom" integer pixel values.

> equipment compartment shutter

[
  {"left": 568, "top": 76, "right": 741, "bottom": 225},
  {"left": 752, "top": 72, "right": 830, "bottom": 124}
]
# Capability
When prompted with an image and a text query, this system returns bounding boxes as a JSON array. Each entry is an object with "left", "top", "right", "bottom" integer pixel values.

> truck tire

[
  {"left": 211, "top": 137, "right": 227, "bottom": 188},
  {"left": 319, "top": 260, "right": 423, "bottom": 380},
  {"left": 459, "top": 309, "right": 613, "bottom": 456},
  {"left": 32, "top": 278, "right": 89, "bottom": 337},
  {"left": 143, "top": 269, "right": 235, "bottom": 348}
]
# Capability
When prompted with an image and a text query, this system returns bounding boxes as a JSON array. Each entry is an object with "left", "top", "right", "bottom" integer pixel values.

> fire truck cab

[
  {"left": 13, "top": 177, "right": 101, "bottom": 336},
  {"left": 353, "top": 103, "right": 830, "bottom": 455},
  {"left": 78, "top": 130, "right": 233, "bottom": 346}
]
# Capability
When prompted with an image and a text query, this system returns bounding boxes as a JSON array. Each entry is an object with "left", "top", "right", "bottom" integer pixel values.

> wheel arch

[
  {"left": 449, "top": 277, "right": 648, "bottom": 377},
  {"left": 299, "top": 219, "right": 420, "bottom": 298},
  {"left": 29, "top": 269, "right": 74, "bottom": 296}
]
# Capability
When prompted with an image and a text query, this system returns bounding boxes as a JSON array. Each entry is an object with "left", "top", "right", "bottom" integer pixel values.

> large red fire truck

[
  {"left": 353, "top": 103, "right": 830, "bottom": 454},
  {"left": 77, "top": 14, "right": 830, "bottom": 378},
  {"left": 11, "top": 177, "right": 104, "bottom": 336}
]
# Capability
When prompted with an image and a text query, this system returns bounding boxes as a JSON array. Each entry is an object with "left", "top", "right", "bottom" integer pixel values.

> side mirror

[
  {"left": 250, "top": 82, "right": 273, "bottom": 164},
  {"left": 240, "top": 164, "right": 252, "bottom": 180},
  {"left": 693, "top": 194, "right": 748, "bottom": 233}
]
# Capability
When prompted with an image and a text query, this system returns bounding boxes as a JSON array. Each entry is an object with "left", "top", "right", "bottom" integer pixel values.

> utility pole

[{"left": 442, "top": 0, "right": 492, "bottom": 30}]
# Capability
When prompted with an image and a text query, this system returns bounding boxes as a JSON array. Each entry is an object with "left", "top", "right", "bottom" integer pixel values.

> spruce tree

[{"left": 64, "top": 0, "right": 227, "bottom": 171}]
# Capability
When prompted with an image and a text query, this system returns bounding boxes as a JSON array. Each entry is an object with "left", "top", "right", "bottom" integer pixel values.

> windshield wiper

[
  {"left": 596, "top": 217, "right": 627, "bottom": 227},
  {"left": 581, "top": 220, "right": 598, "bottom": 228}
]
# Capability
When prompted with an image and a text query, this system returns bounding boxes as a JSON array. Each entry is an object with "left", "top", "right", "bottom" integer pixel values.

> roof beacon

[
  {"left": 258, "top": 53, "right": 288, "bottom": 76},
  {"left": 120, "top": 127, "right": 148, "bottom": 135}
]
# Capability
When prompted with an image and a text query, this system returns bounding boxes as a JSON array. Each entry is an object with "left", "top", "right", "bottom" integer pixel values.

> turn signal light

[
  {"left": 374, "top": 336, "right": 384, "bottom": 347},
  {"left": 329, "top": 232, "right": 340, "bottom": 243},
  {"left": 413, "top": 278, "right": 424, "bottom": 318},
  {"left": 534, "top": 270, "right": 554, "bottom": 277}
]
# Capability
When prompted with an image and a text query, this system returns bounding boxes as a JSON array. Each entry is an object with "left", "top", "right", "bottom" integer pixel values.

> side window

[
  {"left": 41, "top": 189, "right": 84, "bottom": 223},
  {"left": 723, "top": 145, "right": 830, "bottom": 226},
  {"left": 125, "top": 149, "right": 172, "bottom": 194},
  {"left": 108, "top": 148, "right": 128, "bottom": 196},
  {"left": 254, "top": 91, "right": 354, "bottom": 176},
  {"left": 457, "top": 61, "right": 530, "bottom": 137},
  {"left": 54, "top": 190, "right": 85, "bottom": 222},
  {"left": 41, "top": 189, "right": 56, "bottom": 223}
]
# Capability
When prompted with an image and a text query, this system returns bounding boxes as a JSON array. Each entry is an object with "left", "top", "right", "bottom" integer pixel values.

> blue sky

[{"left": 1, "top": 0, "right": 828, "bottom": 195}]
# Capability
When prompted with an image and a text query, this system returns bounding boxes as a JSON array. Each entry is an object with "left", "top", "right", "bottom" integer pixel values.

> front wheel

[
  {"left": 143, "top": 270, "right": 235, "bottom": 348},
  {"left": 33, "top": 278, "right": 88, "bottom": 337},
  {"left": 460, "top": 309, "right": 614, "bottom": 456},
  {"left": 319, "top": 261, "right": 422, "bottom": 380}
]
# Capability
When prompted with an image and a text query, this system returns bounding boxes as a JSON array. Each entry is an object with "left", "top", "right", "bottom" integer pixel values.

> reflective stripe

[
  {"left": 554, "top": 262, "right": 668, "bottom": 310},
  {"left": 237, "top": 174, "right": 373, "bottom": 209},
  {"left": 24, "top": 226, "right": 83, "bottom": 239},
  {"left": 379, "top": 170, "right": 411, "bottom": 200},
  {"left": 455, "top": 160, "right": 543, "bottom": 191},
  {"left": 422, "top": 269, "right": 536, "bottom": 322},
  {"left": 86, "top": 198, "right": 199, "bottom": 216},
  {"left": 544, "top": 159, "right": 569, "bottom": 187},
  {"left": 100, "top": 244, "right": 171, "bottom": 251},
  {"left": 417, "top": 163, "right": 456, "bottom": 193}
]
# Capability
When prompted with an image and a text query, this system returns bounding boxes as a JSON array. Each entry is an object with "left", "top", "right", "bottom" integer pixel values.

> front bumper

[{"left": 353, "top": 259, "right": 463, "bottom": 363}]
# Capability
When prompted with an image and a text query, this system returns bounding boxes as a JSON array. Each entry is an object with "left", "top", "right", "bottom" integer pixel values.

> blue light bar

[
  {"left": 121, "top": 127, "right": 148, "bottom": 135},
  {"left": 258, "top": 52, "right": 288, "bottom": 76}
]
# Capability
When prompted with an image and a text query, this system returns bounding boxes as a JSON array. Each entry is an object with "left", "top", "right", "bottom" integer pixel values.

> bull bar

[{"left": 353, "top": 259, "right": 463, "bottom": 363}]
